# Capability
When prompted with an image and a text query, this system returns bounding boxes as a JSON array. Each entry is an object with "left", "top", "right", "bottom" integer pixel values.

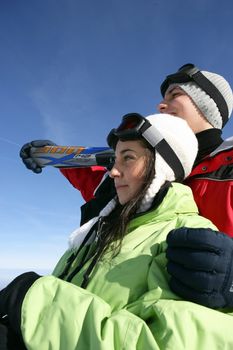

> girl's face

[
  {"left": 157, "top": 86, "right": 212, "bottom": 133},
  {"left": 110, "top": 140, "right": 148, "bottom": 205}
]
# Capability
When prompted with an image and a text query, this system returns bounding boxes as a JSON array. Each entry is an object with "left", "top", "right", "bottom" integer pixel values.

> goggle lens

[
  {"left": 107, "top": 113, "right": 148, "bottom": 149},
  {"left": 117, "top": 114, "right": 144, "bottom": 132},
  {"left": 160, "top": 63, "right": 199, "bottom": 97}
]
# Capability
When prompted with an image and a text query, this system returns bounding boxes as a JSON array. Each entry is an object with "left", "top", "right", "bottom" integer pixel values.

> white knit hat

[
  {"left": 138, "top": 113, "right": 198, "bottom": 212},
  {"left": 170, "top": 71, "right": 233, "bottom": 129},
  {"left": 69, "top": 113, "right": 198, "bottom": 249}
]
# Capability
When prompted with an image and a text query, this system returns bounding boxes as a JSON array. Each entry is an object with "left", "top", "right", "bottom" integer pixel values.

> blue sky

[{"left": 1, "top": 0, "right": 233, "bottom": 285}]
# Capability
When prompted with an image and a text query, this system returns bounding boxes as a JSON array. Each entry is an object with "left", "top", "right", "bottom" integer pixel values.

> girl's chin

[{"left": 118, "top": 195, "right": 130, "bottom": 205}]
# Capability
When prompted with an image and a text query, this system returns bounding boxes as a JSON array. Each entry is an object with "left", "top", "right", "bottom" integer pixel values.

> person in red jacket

[
  {"left": 20, "top": 63, "right": 233, "bottom": 308},
  {"left": 158, "top": 63, "right": 233, "bottom": 236}
]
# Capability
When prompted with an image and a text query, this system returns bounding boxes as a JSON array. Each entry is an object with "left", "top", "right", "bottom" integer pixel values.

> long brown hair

[{"left": 96, "top": 139, "right": 155, "bottom": 258}]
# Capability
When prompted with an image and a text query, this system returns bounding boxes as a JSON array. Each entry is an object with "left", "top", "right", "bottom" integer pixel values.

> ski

[{"left": 30, "top": 145, "right": 115, "bottom": 168}]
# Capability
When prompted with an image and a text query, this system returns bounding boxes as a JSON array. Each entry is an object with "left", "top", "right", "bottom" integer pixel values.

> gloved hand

[
  {"left": 0, "top": 272, "right": 40, "bottom": 337},
  {"left": 166, "top": 227, "right": 233, "bottom": 308},
  {"left": 19, "top": 140, "right": 56, "bottom": 173}
]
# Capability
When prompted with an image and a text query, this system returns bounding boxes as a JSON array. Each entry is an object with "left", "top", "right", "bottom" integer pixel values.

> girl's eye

[{"left": 124, "top": 154, "right": 134, "bottom": 161}]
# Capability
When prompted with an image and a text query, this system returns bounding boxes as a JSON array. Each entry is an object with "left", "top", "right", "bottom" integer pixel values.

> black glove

[
  {"left": 19, "top": 140, "right": 56, "bottom": 173},
  {"left": 166, "top": 227, "right": 233, "bottom": 308},
  {"left": 0, "top": 272, "right": 40, "bottom": 337}
]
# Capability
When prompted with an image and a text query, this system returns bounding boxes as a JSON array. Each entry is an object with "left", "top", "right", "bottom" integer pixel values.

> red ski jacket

[
  {"left": 184, "top": 138, "right": 233, "bottom": 236},
  {"left": 60, "top": 137, "right": 233, "bottom": 237},
  {"left": 60, "top": 166, "right": 106, "bottom": 202}
]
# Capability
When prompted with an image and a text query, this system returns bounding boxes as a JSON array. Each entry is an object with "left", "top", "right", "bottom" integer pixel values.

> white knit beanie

[
  {"left": 172, "top": 71, "right": 233, "bottom": 129},
  {"left": 138, "top": 113, "right": 198, "bottom": 212}
]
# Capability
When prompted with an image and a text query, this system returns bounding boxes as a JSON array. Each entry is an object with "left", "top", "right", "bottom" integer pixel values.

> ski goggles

[
  {"left": 160, "top": 63, "right": 229, "bottom": 127},
  {"left": 107, "top": 113, "right": 185, "bottom": 181}
]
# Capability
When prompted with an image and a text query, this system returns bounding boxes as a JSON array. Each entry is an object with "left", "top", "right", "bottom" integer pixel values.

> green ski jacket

[{"left": 20, "top": 183, "right": 233, "bottom": 349}]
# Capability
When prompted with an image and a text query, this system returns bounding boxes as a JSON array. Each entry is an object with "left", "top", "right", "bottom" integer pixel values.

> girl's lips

[{"left": 116, "top": 185, "right": 128, "bottom": 190}]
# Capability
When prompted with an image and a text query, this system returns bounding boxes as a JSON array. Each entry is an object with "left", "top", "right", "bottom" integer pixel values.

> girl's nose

[{"left": 109, "top": 165, "right": 121, "bottom": 178}]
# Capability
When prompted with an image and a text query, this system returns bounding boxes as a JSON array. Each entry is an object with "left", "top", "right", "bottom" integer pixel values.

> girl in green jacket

[{"left": 1, "top": 113, "right": 233, "bottom": 349}]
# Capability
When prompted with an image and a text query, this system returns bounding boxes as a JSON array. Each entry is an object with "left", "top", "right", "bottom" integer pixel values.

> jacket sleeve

[
  {"left": 60, "top": 166, "right": 107, "bottom": 202},
  {"left": 20, "top": 267, "right": 233, "bottom": 349},
  {"left": 20, "top": 276, "right": 159, "bottom": 350}
]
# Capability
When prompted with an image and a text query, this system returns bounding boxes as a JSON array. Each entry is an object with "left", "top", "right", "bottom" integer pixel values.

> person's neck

[{"left": 194, "top": 128, "right": 223, "bottom": 166}]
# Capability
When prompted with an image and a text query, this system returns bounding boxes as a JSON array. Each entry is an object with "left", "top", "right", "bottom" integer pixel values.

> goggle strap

[
  {"left": 142, "top": 125, "right": 164, "bottom": 147},
  {"left": 156, "top": 140, "right": 185, "bottom": 181},
  {"left": 192, "top": 71, "right": 228, "bottom": 127},
  {"left": 143, "top": 126, "right": 185, "bottom": 181}
]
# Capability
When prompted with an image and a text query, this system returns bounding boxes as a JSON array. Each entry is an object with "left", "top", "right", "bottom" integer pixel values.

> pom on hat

[{"left": 171, "top": 71, "right": 233, "bottom": 129}]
